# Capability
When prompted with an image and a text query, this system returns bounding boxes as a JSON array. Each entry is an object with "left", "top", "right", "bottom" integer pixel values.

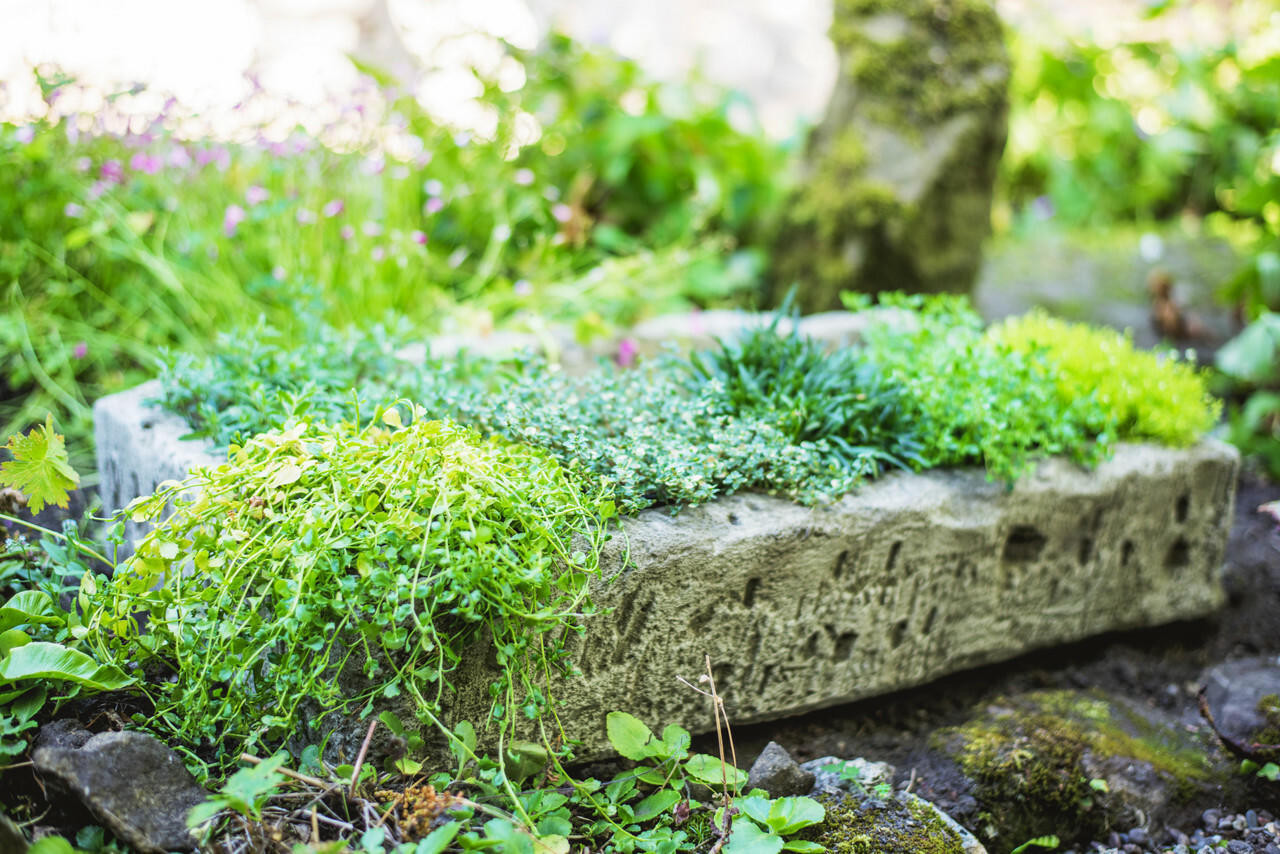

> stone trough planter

[{"left": 94, "top": 375, "right": 1239, "bottom": 760}]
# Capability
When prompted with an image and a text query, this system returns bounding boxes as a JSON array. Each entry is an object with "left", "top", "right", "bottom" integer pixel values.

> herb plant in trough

[{"left": 91, "top": 408, "right": 615, "bottom": 759}]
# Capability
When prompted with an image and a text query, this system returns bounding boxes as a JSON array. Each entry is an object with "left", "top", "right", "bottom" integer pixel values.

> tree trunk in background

[{"left": 769, "top": 0, "right": 1010, "bottom": 312}]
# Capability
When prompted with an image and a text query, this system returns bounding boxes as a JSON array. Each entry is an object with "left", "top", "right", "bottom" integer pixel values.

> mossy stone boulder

[
  {"left": 772, "top": 0, "right": 1009, "bottom": 311},
  {"left": 916, "top": 690, "right": 1244, "bottom": 854},
  {"left": 797, "top": 792, "right": 975, "bottom": 853}
]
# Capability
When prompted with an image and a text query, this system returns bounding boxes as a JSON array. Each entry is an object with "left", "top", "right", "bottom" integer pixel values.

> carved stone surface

[
  {"left": 438, "top": 439, "right": 1238, "bottom": 759},
  {"left": 95, "top": 384, "right": 1239, "bottom": 762}
]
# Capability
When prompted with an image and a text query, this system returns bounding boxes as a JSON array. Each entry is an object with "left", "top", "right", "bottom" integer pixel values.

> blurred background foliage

[{"left": 1, "top": 0, "right": 1278, "bottom": 474}]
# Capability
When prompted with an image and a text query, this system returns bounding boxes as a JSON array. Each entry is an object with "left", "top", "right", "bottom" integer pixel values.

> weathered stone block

[
  {"left": 94, "top": 383, "right": 1238, "bottom": 762},
  {"left": 771, "top": 0, "right": 1010, "bottom": 310}
]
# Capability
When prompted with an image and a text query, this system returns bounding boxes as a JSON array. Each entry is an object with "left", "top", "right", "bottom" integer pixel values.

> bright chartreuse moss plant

[
  {"left": 89, "top": 409, "right": 615, "bottom": 758},
  {"left": 989, "top": 310, "right": 1221, "bottom": 446},
  {"left": 852, "top": 294, "right": 1116, "bottom": 483}
]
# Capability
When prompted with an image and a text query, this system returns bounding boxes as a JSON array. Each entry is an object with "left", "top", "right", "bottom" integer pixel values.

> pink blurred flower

[
  {"left": 223, "top": 204, "right": 246, "bottom": 237},
  {"left": 323, "top": 199, "right": 345, "bottom": 218},
  {"left": 424, "top": 197, "right": 444, "bottom": 215},
  {"left": 340, "top": 225, "right": 354, "bottom": 240},
  {"left": 552, "top": 203, "right": 572, "bottom": 223},
  {"left": 514, "top": 279, "right": 533, "bottom": 296},
  {"left": 73, "top": 341, "right": 88, "bottom": 360},
  {"left": 87, "top": 181, "right": 109, "bottom": 199},
  {"left": 129, "top": 152, "right": 162, "bottom": 175},
  {"left": 63, "top": 202, "right": 84, "bottom": 218},
  {"left": 65, "top": 120, "right": 80, "bottom": 144},
  {"left": 75, "top": 156, "right": 92, "bottom": 172},
  {"left": 362, "top": 221, "right": 382, "bottom": 237},
  {"left": 167, "top": 145, "right": 191, "bottom": 169},
  {"left": 361, "top": 154, "right": 385, "bottom": 176},
  {"left": 100, "top": 160, "right": 125, "bottom": 184},
  {"left": 616, "top": 337, "right": 639, "bottom": 368},
  {"left": 195, "top": 146, "right": 231, "bottom": 171},
  {"left": 513, "top": 168, "right": 534, "bottom": 186},
  {"left": 246, "top": 185, "right": 270, "bottom": 206},
  {"left": 272, "top": 266, "right": 286, "bottom": 280},
  {"left": 410, "top": 229, "right": 428, "bottom": 245},
  {"left": 423, "top": 179, "right": 443, "bottom": 195},
  {"left": 371, "top": 246, "right": 386, "bottom": 261},
  {"left": 296, "top": 208, "right": 317, "bottom": 225},
  {"left": 14, "top": 125, "right": 34, "bottom": 144}
]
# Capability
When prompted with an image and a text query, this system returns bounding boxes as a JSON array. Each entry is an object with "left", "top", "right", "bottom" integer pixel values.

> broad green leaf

[
  {"left": 268, "top": 461, "right": 303, "bottom": 488},
  {"left": 0, "top": 642, "right": 132, "bottom": 691},
  {"left": 782, "top": 842, "right": 826, "bottom": 853},
  {"left": 27, "top": 837, "right": 76, "bottom": 854},
  {"left": 414, "top": 820, "right": 461, "bottom": 854},
  {"left": 765, "top": 797, "right": 826, "bottom": 835},
  {"left": 0, "top": 416, "right": 80, "bottom": 513},
  {"left": 723, "top": 818, "right": 783, "bottom": 854},
  {"left": 660, "top": 723, "right": 691, "bottom": 759},
  {"left": 0, "top": 591, "right": 63, "bottom": 632},
  {"left": 736, "top": 795, "right": 773, "bottom": 826},
  {"left": 606, "top": 711, "right": 660, "bottom": 760},
  {"left": 1217, "top": 313, "right": 1280, "bottom": 384},
  {"left": 632, "top": 788, "right": 682, "bottom": 821},
  {"left": 684, "top": 753, "right": 748, "bottom": 788}
]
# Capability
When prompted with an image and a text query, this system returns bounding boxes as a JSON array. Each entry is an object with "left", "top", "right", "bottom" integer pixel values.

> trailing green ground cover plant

[
  {"left": 1215, "top": 311, "right": 1280, "bottom": 476},
  {"left": 91, "top": 410, "right": 614, "bottom": 756}
]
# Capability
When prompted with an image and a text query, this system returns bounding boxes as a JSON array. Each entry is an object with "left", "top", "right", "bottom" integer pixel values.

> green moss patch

[
  {"left": 797, "top": 794, "right": 965, "bottom": 854},
  {"left": 935, "top": 690, "right": 1224, "bottom": 853}
]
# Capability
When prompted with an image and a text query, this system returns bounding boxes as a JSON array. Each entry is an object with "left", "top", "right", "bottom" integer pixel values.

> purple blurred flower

[
  {"left": 223, "top": 204, "right": 246, "bottom": 237},
  {"left": 616, "top": 337, "right": 639, "bottom": 368},
  {"left": 195, "top": 146, "right": 231, "bottom": 172},
  {"left": 1031, "top": 195, "right": 1055, "bottom": 221},
  {"left": 63, "top": 202, "right": 84, "bottom": 218},
  {"left": 296, "top": 208, "right": 317, "bottom": 225},
  {"left": 411, "top": 229, "right": 428, "bottom": 245},
  {"left": 73, "top": 341, "right": 88, "bottom": 360},
  {"left": 87, "top": 181, "right": 109, "bottom": 199},
  {"left": 129, "top": 152, "right": 162, "bottom": 175},
  {"left": 14, "top": 125, "right": 35, "bottom": 144},
  {"left": 371, "top": 246, "right": 386, "bottom": 262},
  {"left": 75, "top": 156, "right": 92, "bottom": 172},
  {"left": 361, "top": 154, "right": 385, "bottom": 176},
  {"left": 100, "top": 160, "right": 125, "bottom": 184},
  {"left": 513, "top": 168, "right": 534, "bottom": 186},
  {"left": 514, "top": 279, "right": 533, "bottom": 296},
  {"left": 423, "top": 179, "right": 443, "bottom": 196},
  {"left": 424, "top": 197, "right": 444, "bottom": 215},
  {"left": 552, "top": 203, "right": 572, "bottom": 223},
  {"left": 167, "top": 145, "right": 191, "bottom": 169},
  {"left": 323, "top": 199, "right": 345, "bottom": 218},
  {"left": 340, "top": 225, "right": 354, "bottom": 240},
  {"left": 362, "top": 221, "right": 382, "bottom": 237},
  {"left": 65, "top": 120, "right": 79, "bottom": 144},
  {"left": 272, "top": 265, "right": 286, "bottom": 280},
  {"left": 246, "top": 185, "right": 270, "bottom": 206}
]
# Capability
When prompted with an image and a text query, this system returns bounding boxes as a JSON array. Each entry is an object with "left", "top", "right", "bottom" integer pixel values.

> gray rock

[
  {"left": 801, "top": 755, "right": 895, "bottom": 797},
  {"left": 771, "top": 0, "right": 1010, "bottom": 310},
  {"left": 746, "top": 742, "right": 815, "bottom": 797},
  {"left": 35, "top": 719, "right": 94, "bottom": 751},
  {"left": 1199, "top": 655, "right": 1280, "bottom": 762},
  {"left": 33, "top": 730, "right": 208, "bottom": 853}
]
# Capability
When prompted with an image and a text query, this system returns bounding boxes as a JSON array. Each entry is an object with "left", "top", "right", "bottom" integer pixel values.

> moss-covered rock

[
  {"left": 798, "top": 792, "right": 971, "bottom": 854},
  {"left": 925, "top": 690, "right": 1241, "bottom": 854},
  {"left": 771, "top": 0, "right": 1009, "bottom": 311}
]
